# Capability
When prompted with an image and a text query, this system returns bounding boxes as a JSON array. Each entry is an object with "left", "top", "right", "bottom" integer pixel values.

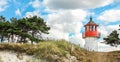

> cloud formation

[
  {"left": 43, "top": 0, "right": 113, "bottom": 9},
  {"left": 98, "top": 10, "right": 120, "bottom": 22},
  {"left": 0, "top": 0, "right": 8, "bottom": 12},
  {"left": 25, "top": 10, "right": 40, "bottom": 17},
  {"left": 15, "top": 9, "right": 21, "bottom": 16},
  {"left": 98, "top": 24, "right": 119, "bottom": 38},
  {"left": 29, "top": 0, "right": 41, "bottom": 9},
  {"left": 45, "top": 9, "right": 87, "bottom": 44},
  {"left": 98, "top": 42, "right": 120, "bottom": 52},
  {"left": 25, "top": 0, "right": 42, "bottom": 17}
]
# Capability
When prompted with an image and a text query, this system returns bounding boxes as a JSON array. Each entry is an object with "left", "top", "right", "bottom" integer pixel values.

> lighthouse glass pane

[
  {"left": 92, "top": 26, "right": 94, "bottom": 31},
  {"left": 89, "top": 26, "right": 94, "bottom": 31}
]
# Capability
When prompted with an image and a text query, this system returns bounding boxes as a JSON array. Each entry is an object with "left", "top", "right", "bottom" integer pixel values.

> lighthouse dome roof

[{"left": 84, "top": 17, "right": 98, "bottom": 26}]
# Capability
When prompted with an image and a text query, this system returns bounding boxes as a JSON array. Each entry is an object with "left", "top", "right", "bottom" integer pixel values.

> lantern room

[{"left": 82, "top": 17, "right": 100, "bottom": 38}]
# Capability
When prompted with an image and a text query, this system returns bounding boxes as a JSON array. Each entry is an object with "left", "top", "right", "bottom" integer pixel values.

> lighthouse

[{"left": 82, "top": 17, "right": 100, "bottom": 51}]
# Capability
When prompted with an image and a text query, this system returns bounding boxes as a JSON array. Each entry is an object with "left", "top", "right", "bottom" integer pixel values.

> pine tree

[
  {"left": 103, "top": 30, "right": 120, "bottom": 47},
  {"left": 0, "top": 16, "right": 7, "bottom": 42},
  {"left": 26, "top": 16, "right": 50, "bottom": 43},
  {"left": 0, "top": 15, "right": 50, "bottom": 43}
]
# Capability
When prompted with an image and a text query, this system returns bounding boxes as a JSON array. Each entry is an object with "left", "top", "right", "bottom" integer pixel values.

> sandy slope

[
  {"left": 0, "top": 51, "right": 120, "bottom": 62},
  {"left": 0, "top": 51, "right": 32, "bottom": 62}
]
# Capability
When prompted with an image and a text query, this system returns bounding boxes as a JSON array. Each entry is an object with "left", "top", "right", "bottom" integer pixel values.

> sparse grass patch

[{"left": 0, "top": 43, "right": 37, "bottom": 54}]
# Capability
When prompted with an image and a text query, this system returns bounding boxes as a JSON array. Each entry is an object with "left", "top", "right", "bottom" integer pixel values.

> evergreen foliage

[
  {"left": 0, "top": 15, "right": 50, "bottom": 43},
  {"left": 103, "top": 30, "right": 120, "bottom": 47}
]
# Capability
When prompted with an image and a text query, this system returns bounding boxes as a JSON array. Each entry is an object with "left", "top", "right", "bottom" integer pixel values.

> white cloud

[
  {"left": 43, "top": 0, "right": 113, "bottom": 9},
  {"left": 25, "top": 10, "right": 40, "bottom": 17},
  {"left": 47, "top": 9, "right": 87, "bottom": 33},
  {"left": 44, "top": 9, "right": 87, "bottom": 46},
  {"left": 25, "top": 0, "right": 42, "bottom": 18},
  {"left": 98, "top": 10, "right": 120, "bottom": 22},
  {"left": 98, "top": 42, "right": 120, "bottom": 52},
  {"left": 98, "top": 24, "right": 119, "bottom": 38},
  {"left": 0, "top": 0, "right": 9, "bottom": 12},
  {"left": 43, "top": 28, "right": 69, "bottom": 40},
  {"left": 15, "top": 9, "right": 21, "bottom": 16},
  {"left": 29, "top": 0, "right": 41, "bottom": 9},
  {"left": 98, "top": 26, "right": 109, "bottom": 37},
  {"left": 69, "top": 33, "right": 85, "bottom": 48}
]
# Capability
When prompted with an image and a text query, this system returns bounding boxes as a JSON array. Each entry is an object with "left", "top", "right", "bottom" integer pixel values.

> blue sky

[{"left": 0, "top": 0, "right": 120, "bottom": 51}]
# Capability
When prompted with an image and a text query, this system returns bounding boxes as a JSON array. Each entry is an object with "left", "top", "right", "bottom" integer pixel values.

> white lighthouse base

[{"left": 84, "top": 37, "right": 98, "bottom": 51}]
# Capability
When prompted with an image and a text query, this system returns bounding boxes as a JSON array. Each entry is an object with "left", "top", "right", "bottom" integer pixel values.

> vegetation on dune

[
  {"left": 0, "top": 40, "right": 120, "bottom": 62},
  {"left": 0, "top": 40, "right": 89, "bottom": 62}
]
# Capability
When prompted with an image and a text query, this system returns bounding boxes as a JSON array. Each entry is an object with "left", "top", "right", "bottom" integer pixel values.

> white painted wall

[{"left": 84, "top": 37, "right": 98, "bottom": 51}]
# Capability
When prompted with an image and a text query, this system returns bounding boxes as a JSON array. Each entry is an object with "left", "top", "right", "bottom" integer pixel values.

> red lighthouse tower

[{"left": 83, "top": 17, "right": 100, "bottom": 51}]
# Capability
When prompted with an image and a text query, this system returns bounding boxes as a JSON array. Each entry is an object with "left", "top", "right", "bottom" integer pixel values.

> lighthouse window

[{"left": 89, "top": 26, "right": 94, "bottom": 31}]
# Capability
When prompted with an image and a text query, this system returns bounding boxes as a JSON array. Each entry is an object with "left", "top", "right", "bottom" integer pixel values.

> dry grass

[
  {"left": 0, "top": 40, "right": 86, "bottom": 62},
  {"left": 0, "top": 40, "right": 120, "bottom": 62},
  {"left": 0, "top": 57, "right": 2, "bottom": 62}
]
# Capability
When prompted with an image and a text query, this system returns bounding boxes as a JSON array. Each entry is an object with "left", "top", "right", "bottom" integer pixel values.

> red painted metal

[
  {"left": 82, "top": 17, "right": 100, "bottom": 38},
  {"left": 83, "top": 31, "right": 100, "bottom": 38}
]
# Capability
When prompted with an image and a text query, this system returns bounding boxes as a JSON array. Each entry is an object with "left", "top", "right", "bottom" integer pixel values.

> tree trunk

[
  {"left": 1, "top": 36, "right": 4, "bottom": 42},
  {"left": 8, "top": 34, "right": 10, "bottom": 43},
  {"left": 11, "top": 34, "right": 14, "bottom": 42},
  {"left": 20, "top": 36, "right": 23, "bottom": 43},
  {"left": 31, "top": 32, "right": 35, "bottom": 44}
]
